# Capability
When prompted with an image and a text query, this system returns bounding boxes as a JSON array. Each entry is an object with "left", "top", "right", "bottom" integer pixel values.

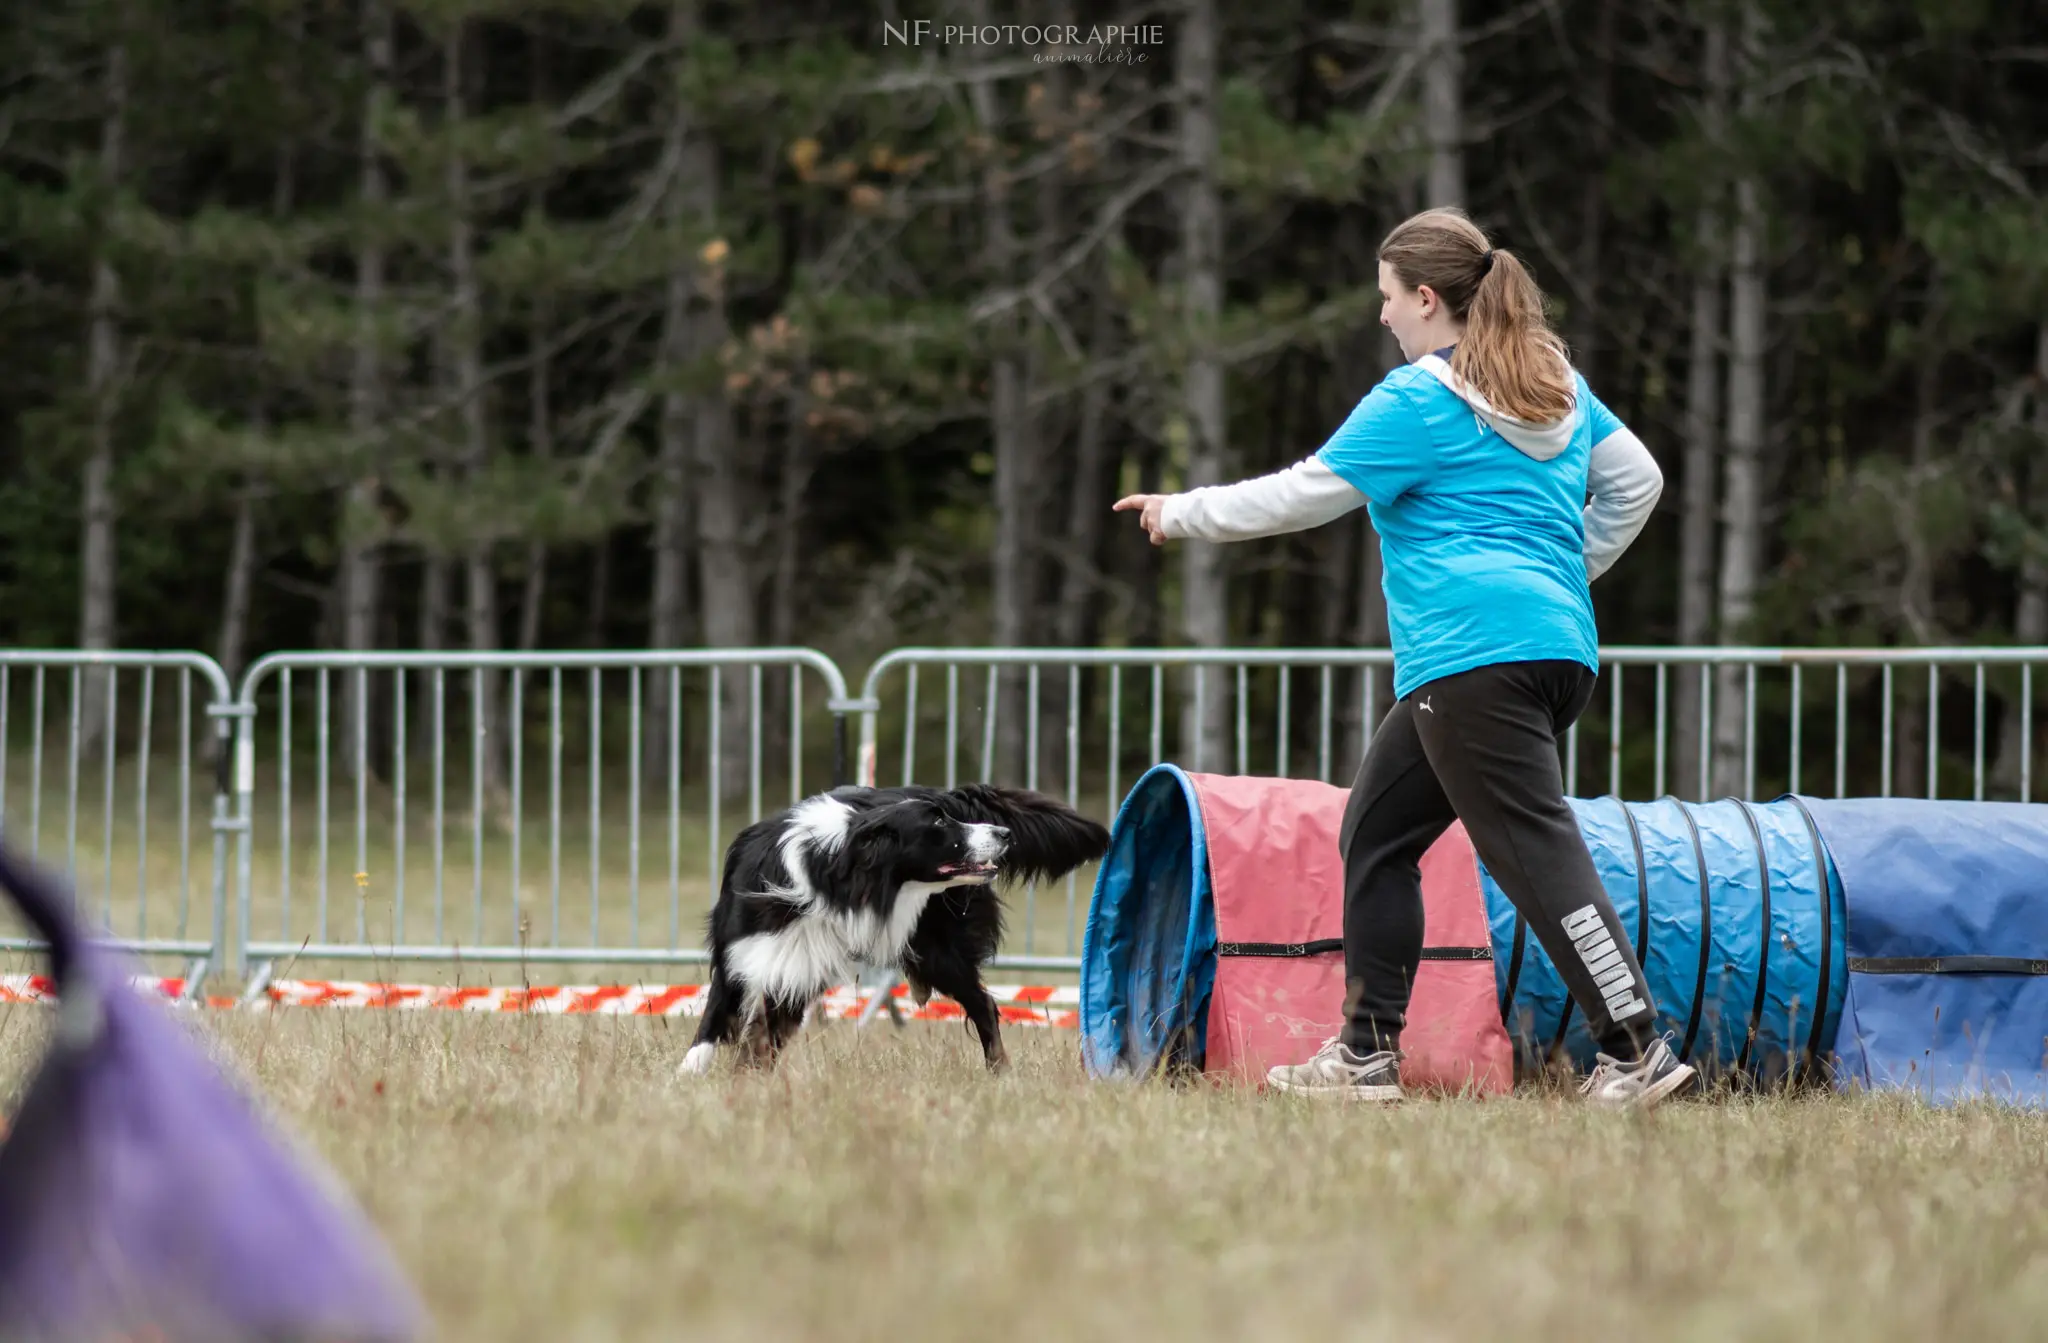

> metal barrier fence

[
  {"left": 0, "top": 651, "right": 237, "bottom": 997},
  {"left": 856, "top": 646, "right": 2048, "bottom": 970},
  {"left": 2, "top": 644, "right": 2044, "bottom": 991},
  {"left": 227, "top": 649, "right": 860, "bottom": 984}
]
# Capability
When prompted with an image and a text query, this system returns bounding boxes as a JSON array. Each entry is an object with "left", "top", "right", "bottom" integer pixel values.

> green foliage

[
  {"left": 1905, "top": 189, "right": 2048, "bottom": 331},
  {"left": 1789, "top": 74, "right": 1873, "bottom": 187},
  {"left": 1217, "top": 77, "right": 1391, "bottom": 203}
]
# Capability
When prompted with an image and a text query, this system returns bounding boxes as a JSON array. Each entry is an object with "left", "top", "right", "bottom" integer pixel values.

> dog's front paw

[{"left": 678, "top": 1042, "right": 717, "bottom": 1076}]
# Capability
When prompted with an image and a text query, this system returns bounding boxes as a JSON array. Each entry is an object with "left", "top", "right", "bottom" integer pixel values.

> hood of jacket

[{"left": 1414, "top": 346, "right": 1579, "bottom": 462}]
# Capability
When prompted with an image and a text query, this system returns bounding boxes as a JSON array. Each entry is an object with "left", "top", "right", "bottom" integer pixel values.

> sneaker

[
  {"left": 1266, "top": 1038, "right": 1403, "bottom": 1102},
  {"left": 1579, "top": 1033, "right": 1696, "bottom": 1111}
]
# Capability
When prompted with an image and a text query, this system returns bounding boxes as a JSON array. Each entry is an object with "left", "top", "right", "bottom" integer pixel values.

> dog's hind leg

[
  {"left": 736, "top": 995, "right": 807, "bottom": 1072},
  {"left": 681, "top": 967, "right": 743, "bottom": 1075}
]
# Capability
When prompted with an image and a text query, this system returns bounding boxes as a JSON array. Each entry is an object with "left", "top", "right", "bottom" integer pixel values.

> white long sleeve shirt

[{"left": 1159, "top": 427, "right": 1662, "bottom": 582}]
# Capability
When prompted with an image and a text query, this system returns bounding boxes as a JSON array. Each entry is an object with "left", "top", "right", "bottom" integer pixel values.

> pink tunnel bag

[{"left": 1187, "top": 773, "right": 1513, "bottom": 1095}]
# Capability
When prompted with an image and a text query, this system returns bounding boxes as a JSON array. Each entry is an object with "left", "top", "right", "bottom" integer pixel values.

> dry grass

[{"left": 8, "top": 1007, "right": 2048, "bottom": 1342}]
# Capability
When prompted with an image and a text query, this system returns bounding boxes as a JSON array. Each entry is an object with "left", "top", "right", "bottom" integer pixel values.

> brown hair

[{"left": 1377, "top": 207, "right": 1575, "bottom": 423}]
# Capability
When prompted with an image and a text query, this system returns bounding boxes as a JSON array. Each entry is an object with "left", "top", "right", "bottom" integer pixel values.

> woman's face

[{"left": 1378, "top": 259, "right": 1440, "bottom": 363}]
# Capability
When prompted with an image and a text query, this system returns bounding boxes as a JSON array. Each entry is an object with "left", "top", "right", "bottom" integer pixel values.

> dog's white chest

[{"left": 728, "top": 880, "right": 951, "bottom": 1004}]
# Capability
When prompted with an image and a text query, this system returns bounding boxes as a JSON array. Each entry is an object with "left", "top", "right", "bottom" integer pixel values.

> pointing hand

[{"left": 1113, "top": 494, "right": 1170, "bottom": 546}]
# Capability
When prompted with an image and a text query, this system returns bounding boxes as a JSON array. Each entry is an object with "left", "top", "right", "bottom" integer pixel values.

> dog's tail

[{"left": 938, "top": 785, "right": 1111, "bottom": 887}]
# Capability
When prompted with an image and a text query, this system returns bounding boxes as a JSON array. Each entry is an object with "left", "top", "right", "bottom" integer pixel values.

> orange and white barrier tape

[
  {"left": 259, "top": 979, "right": 1081, "bottom": 1028},
  {"left": 1, "top": 973, "right": 216, "bottom": 1006},
  {"left": 0, "top": 974, "right": 1081, "bottom": 1028}
]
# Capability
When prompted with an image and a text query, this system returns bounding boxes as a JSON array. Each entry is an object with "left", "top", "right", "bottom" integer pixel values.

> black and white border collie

[{"left": 679, "top": 784, "right": 1110, "bottom": 1075}]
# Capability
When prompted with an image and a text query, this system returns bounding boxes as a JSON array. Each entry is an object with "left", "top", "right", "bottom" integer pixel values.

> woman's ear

[{"left": 1415, "top": 283, "right": 1439, "bottom": 318}]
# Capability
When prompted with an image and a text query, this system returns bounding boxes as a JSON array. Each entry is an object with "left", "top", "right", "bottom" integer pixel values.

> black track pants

[{"left": 1337, "top": 659, "right": 1657, "bottom": 1061}]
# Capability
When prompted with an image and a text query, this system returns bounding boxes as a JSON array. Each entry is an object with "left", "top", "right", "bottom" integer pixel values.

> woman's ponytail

[{"left": 1378, "top": 209, "right": 1575, "bottom": 423}]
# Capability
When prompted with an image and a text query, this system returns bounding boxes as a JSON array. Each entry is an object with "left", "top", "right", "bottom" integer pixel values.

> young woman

[{"left": 1114, "top": 207, "right": 1690, "bottom": 1110}]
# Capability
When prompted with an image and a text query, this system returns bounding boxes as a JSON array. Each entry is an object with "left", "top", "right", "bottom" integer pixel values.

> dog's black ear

[
  {"left": 828, "top": 809, "right": 903, "bottom": 912},
  {"left": 940, "top": 784, "right": 1111, "bottom": 886}
]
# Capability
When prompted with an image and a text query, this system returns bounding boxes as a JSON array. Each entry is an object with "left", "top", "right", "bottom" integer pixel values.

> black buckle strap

[
  {"left": 1850, "top": 956, "right": 2048, "bottom": 975},
  {"left": 1215, "top": 939, "right": 1491, "bottom": 961}
]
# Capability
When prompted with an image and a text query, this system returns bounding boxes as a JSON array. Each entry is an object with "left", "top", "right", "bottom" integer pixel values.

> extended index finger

[{"left": 1112, "top": 495, "right": 1148, "bottom": 512}]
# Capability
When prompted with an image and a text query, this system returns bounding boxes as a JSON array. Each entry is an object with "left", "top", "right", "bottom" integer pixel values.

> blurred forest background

[{"left": 1, "top": 0, "right": 2044, "bottom": 797}]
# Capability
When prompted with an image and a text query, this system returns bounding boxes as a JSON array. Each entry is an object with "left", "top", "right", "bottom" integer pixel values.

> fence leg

[
  {"left": 827, "top": 696, "right": 883, "bottom": 789},
  {"left": 177, "top": 956, "right": 209, "bottom": 1007},
  {"left": 238, "top": 958, "right": 276, "bottom": 1009},
  {"left": 211, "top": 697, "right": 255, "bottom": 989},
  {"left": 856, "top": 965, "right": 905, "bottom": 1029}
]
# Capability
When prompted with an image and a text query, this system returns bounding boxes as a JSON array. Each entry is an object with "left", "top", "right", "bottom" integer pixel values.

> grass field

[{"left": 7, "top": 1007, "right": 2048, "bottom": 1342}]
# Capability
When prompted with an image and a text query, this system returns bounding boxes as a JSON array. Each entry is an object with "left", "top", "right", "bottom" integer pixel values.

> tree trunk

[
  {"left": 1710, "top": 3, "right": 1764, "bottom": 799},
  {"left": 646, "top": 4, "right": 695, "bottom": 777},
  {"left": 1177, "top": 0, "right": 1231, "bottom": 772},
  {"left": 415, "top": 555, "right": 449, "bottom": 747},
  {"left": 1314, "top": 348, "right": 1358, "bottom": 674},
  {"left": 965, "top": 0, "right": 1038, "bottom": 784},
  {"left": 1313, "top": 422, "right": 1357, "bottom": 770},
  {"left": 219, "top": 481, "right": 258, "bottom": 686},
  {"left": 669, "top": 0, "right": 754, "bottom": 797},
  {"left": 1056, "top": 293, "right": 1117, "bottom": 649},
  {"left": 1672, "top": 265, "right": 1724, "bottom": 797},
  {"left": 1337, "top": 317, "right": 1402, "bottom": 770},
  {"left": 647, "top": 399, "right": 690, "bottom": 779},
  {"left": 764, "top": 422, "right": 816, "bottom": 776},
  {"left": 766, "top": 427, "right": 814, "bottom": 648},
  {"left": 220, "top": 134, "right": 297, "bottom": 700},
  {"left": 1420, "top": 0, "right": 1464, "bottom": 209},
  {"left": 989, "top": 316, "right": 1035, "bottom": 784},
  {"left": 1672, "top": 17, "right": 1727, "bottom": 799},
  {"left": 1571, "top": 0, "right": 1615, "bottom": 382},
  {"left": 1892, "top": 328, "right": 1942, "bottom": 797},
  {"left": 418, "top": 560, "right": 450, "bottom": 654},
  {"left": 79, "top": 36, "right": 127, "bottom": 759},
  {"left": 445, "top": 26, "right": 501, "bottom": 795},
  {"left": 512, "top": 324, "right": 550, "bottom": 739},
  {"left": 1325, "top": 211, "right": 1398, "bottom": 769},
  {"left": 341, "top": 0, "right": 392, "bottom": 780},
  {"left": 647, "top": 256, "right": 692, "bottom": 782},
  {"left": 1031, "top": 37, "right": 1082, "bottom": 791},
  {"left": 511, "top": 545, "right": 544, "bottom": 735},
  {"left": 512, "top": 31, "right": 553, "bottom": 758},
  {"left": 695, "top": 359, "right": 753, "bottom": 801},
  {"left": 1130, "top": 434, "right": 1166, "bottom": 651},
  {"left": 463, "top": 543, "right": 499, "bottom": 792},
  {"left": 1992, "top": 321, "right": 2048, "bottom": 798},
  {"left": 1056, "top": 311, "right": 1122, "bottom": 782}
]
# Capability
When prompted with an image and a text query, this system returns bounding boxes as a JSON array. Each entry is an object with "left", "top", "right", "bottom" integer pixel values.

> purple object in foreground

[{"left": 0, "top": 840, "right": 424, "bottom": 1342}]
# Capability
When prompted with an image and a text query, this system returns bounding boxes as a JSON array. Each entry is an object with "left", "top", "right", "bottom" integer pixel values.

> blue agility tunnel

[
  {"left": 1078, "top": 766, "right": 1217, "bottom": 1080},
  {"left": 1494, "top": 795, "right": 1849, "bottom": 1084},
  {"left": 1810, "top": 798, "right": 2048, "bottom": 1105},
  {"left": 1082, "top": 771, "right": 2048, "bottom": 1106}
]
